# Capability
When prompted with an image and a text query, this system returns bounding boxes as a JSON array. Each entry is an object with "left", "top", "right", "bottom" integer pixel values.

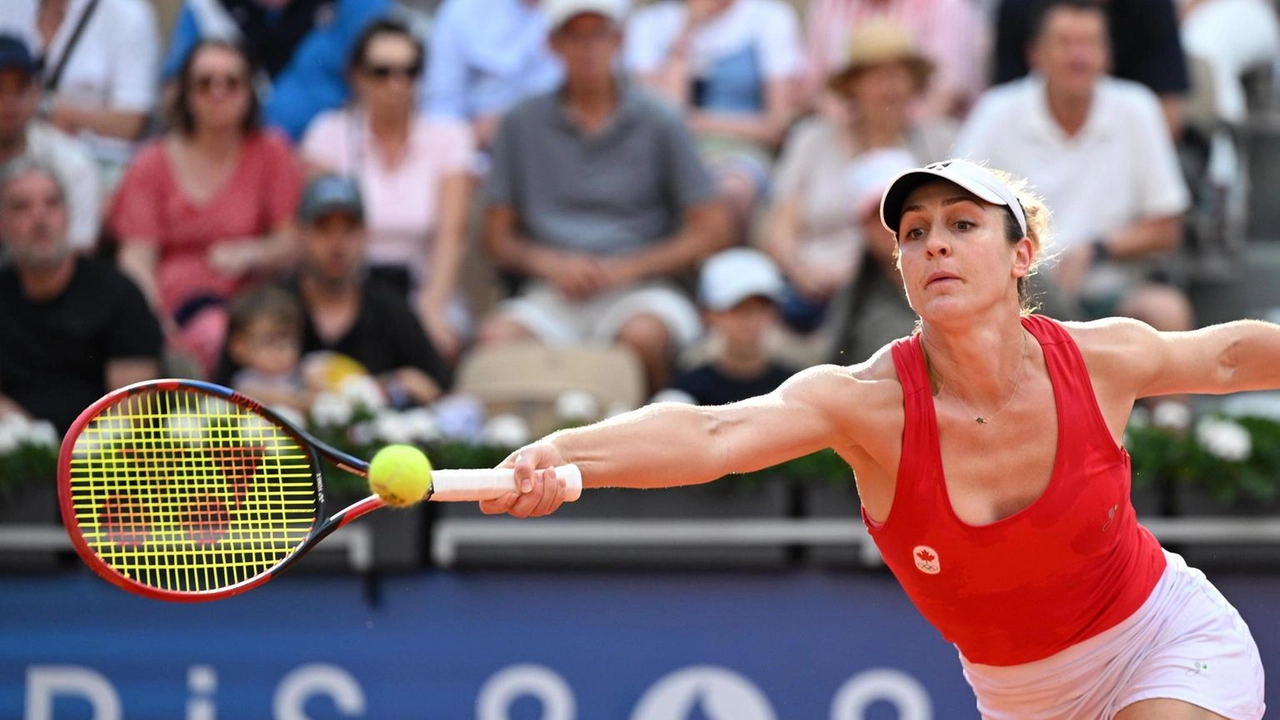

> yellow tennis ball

[{"left": 368, "top": 445, "right": 433, "bottom": 508}]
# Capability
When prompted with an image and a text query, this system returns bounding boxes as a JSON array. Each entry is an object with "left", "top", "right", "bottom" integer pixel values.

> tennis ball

[{"left": 368, "top": 445, "right": 433, "bottom": 507}]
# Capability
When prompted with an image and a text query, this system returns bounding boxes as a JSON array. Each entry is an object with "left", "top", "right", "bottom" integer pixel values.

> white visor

[{"left": 880, "top": 160, "right": 1028, "bottom": 237}]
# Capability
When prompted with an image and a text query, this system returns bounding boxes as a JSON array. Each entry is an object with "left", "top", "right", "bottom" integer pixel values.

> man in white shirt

[
  {"left": 0, "top": 0, "right": 159, "bottom": 186},
  {"left": 954, "top": 0, "right": 1193, "bottom": 330},
  {"left": 0, "top": 35, "right": 100, "bottom": 251}
]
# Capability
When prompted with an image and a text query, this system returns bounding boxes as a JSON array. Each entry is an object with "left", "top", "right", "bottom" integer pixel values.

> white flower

[
  {"left": 164, "top": 415, "right": 204, "bottom": 443},
  {"left": 25, "top": 420, "right": 59, "bottom": 449},
  {"left": 1219, "top": 391, "right": 1280, "bottom": 422},
  {"left": 269, "top": 405, "right": 308, "bottom": 431},
  {"left": 398, "top": 407, "right": 440, "bottom": 444},
  {"left": 483, "top": 414, "right": 530, "bottom": 448},
  {"left": 1152, "top": 401, "right": 1193, "bottom": 432},
  {"left": 338, "top": 375, "right": 387, "bottom": 411},
  {"left": 555, "top": 390, "right": 599, "bottom": 423},
  {"left": 311, "top": 391, "right": 354, "bottom": 428},
  {"left": 1196, "top": 418, "right": 1252, "bottom": 462},
  {"left": 0, "top": 414, "right": 25, "bottom": 454},
  {"left": 373, "top": 409, "right": 412, "bottom": 443},
  {"left": 1128, "top": 405, "right": 1150, "bottom": 429},
  {"left": 649, "top": 389, "right": 697, "bottom": 405},
  {"left": 347, "top": 421, "right": 376, "bottom": 447},
  {"left": 373, "top": 411, "right": 415, "bottom": 445},
  {"left": 604, "top": 400, "right": 634, "bottom": 419},
  {"left": 200, "top": 396, "right": 236, "bottom": 419},
  {"left": 433, "top": 393, "right": 486, "bottom": 443},
  {"left": 236, "top": 413, "right": 279, "bottom": 441},
  {"left": 70, "top": 423, "right": 127, "bottom": 460}
]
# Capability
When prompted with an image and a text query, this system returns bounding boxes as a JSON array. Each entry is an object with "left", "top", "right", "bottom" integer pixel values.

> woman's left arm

[
  {"left": 1083, "top": 317, "right": 1280, "bottom": 398},
  {"left": 417, "top": 172, "right": 471, "bottom": 360},
  {"left": 207, "top": 222, "right": 298, "bottom": 277},
  {"left": 210, "top": 135, "right": 306, "bottom": 275}
]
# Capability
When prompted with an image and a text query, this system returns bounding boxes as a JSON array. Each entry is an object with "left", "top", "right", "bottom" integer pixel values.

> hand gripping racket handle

[{"left": 427, "top": 464, "right": 583, "bottom": 503}]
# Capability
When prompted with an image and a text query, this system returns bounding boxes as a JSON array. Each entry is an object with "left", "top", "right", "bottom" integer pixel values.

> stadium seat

[{"left": 455, "top": 342, "right": 647, "bottom": 435}]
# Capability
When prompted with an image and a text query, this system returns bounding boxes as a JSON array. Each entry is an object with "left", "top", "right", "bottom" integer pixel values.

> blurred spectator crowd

[{"left": 1, "top": 0, "right": 1278, "bottom": 445}]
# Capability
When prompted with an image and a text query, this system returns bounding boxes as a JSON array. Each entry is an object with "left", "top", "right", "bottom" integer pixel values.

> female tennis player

[{"left": 482, "top": 159, "right": 1269, "bottom": 718}]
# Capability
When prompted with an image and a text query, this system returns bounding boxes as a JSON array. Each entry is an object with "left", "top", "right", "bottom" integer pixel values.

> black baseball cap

[
  {"left": 298, "top": 175, "right": 364, "bottom": 224},
  {"left": 0, "top": 35, "right": 38, "bottom": 76}
]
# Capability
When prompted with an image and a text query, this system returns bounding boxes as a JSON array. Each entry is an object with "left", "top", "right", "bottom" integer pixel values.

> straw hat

[{"left": 826, "top": 20, "right": 935, "bottom": 94}]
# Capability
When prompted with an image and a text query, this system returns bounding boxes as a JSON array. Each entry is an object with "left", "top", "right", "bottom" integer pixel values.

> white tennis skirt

[{"left": 961, "top": 551, "right": 1265, "bottom": 719}]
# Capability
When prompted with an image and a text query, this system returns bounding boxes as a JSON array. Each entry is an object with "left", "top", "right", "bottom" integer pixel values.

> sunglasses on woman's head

[
  {"left": 361, "top": 62, "right": 422, "bottom": 81},
  {"left": 193, "top": 73, "right": 247, "bottom": 94}
]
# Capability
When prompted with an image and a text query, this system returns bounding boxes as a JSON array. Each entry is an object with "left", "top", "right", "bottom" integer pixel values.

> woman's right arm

[
  {"left": 117, "top": 243, "right": 162, "bottom": 317},
  {"left": 482, "top": 365, "right": 868, "bottom": 516},
  {"left": 111, "top": 142, "right": 167, "bottom": 324}
]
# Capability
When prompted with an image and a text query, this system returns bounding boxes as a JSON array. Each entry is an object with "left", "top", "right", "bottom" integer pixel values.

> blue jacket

[{"left": 163, "top": 0, "right": 390, "bottom": 140}]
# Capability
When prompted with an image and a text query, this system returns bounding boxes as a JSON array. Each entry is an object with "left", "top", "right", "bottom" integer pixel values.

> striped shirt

[{"left": 803, "top": 0, "right": 991, "bottom": 118}]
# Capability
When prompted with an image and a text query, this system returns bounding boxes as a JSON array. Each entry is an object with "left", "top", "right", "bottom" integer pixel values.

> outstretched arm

[
  {"left": 482, "top": 366, "right": 866, "bottom": 517},
  {"left": 1080, "top": 317, "right": 1280, "bottom": 399}
]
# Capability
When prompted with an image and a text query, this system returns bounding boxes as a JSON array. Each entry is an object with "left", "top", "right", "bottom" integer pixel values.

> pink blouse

[
  {"left": 110, "top": 130, "right": 303, "bottom": 318},
  {"left": 301, "top": 108, "right": 473, "bottom": 277}
]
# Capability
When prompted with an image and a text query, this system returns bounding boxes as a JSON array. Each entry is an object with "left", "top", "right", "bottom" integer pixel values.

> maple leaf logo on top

[{"left": 911, "top": 545, "right": 941, "bottom": 574}]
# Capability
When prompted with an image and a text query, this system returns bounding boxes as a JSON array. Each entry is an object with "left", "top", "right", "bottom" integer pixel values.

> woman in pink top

[
  {"left": 111, "top": 40, "right": 302, "bottom": 375},
  {"left": 481, "top": 160, "right": 1270, "bottom": 717},
  {"left": 301, "top": 19, "right": 474, "bottom": 362}
]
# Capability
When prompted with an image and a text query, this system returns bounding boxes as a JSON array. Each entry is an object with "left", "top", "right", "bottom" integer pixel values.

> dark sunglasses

[
  {"left": 192, "top": 73, "right": 247, "bottom": 94},
  {"left": 360, "top": 62, "right": 422, "bottom": 81}
]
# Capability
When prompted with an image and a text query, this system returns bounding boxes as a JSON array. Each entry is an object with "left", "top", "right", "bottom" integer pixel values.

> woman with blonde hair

[{"left": 485, "top": 160, "right": 1267, "bottom": 718}]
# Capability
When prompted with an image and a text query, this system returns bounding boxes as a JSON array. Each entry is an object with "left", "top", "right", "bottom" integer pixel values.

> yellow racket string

[{"left": 65, "top": 388, "right": 318, "bottom": 593}]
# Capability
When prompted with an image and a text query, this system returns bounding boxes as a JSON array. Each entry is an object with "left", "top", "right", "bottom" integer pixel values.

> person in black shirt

[
  {"left": 669, "top": 248, "right": 796, "bottom": 406},
  {"left": 283, "top": 174, "right": 447, "bottom": 407},
  {"left": 0, "top": 158, "right": 162, "bottom": 434},
  {"left": 994, "top": 0, "right": 1189, "bottom": 135}
]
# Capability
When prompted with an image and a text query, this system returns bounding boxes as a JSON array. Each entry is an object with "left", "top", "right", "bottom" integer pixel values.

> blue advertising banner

[{"left": 2, "top": 570, "right": 1277, "bottom": 719}]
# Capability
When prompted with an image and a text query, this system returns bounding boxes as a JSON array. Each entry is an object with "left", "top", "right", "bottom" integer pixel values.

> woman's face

[
  {"left": 844, "top": 61, "right": 916, "bottom": 126},
  {"left": 353, "top": 34, "right": 421, "bottom": 116},
  {"left": 894, "top": 181, "right": 1031, "bottom": 322},
  {"left": 187, "top": 46, "right": 252, "bottom": 133}
]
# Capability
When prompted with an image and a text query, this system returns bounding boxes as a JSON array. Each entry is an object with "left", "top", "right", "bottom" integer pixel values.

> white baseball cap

[
  {"left": 879, "top": 159, "right": 1027, "bottom": 236},
  {"left": 545, "top": 0, "right": 624, "bottom": 31},
  {"left": 698, "top": 248, "right": 786, "bottom": 311}
]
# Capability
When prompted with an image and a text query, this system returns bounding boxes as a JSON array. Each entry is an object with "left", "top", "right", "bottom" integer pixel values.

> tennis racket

[{"left": 57, "top": 379, "right": 581, "bottom": 602}]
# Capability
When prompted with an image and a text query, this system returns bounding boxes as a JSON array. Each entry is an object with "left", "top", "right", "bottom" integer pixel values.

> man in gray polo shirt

[{"left": 478, "top": 0, "right": 730, "bottom": 393}]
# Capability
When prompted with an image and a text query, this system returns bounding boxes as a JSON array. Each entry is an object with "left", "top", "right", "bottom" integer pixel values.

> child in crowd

[
  {"left": 224, "top": 284, "right": 311, "bottom": 413},
  {"left": 667, "top": 248, "right": 797, "bottom": 405}
]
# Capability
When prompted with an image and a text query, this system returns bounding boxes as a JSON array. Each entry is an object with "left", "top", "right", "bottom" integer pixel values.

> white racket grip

[{"left": 428, "top": 464, "right": 583, "bottom": 503}]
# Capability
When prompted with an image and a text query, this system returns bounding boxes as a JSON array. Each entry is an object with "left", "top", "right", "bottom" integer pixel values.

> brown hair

[
  {"left": 168, "top": 40, "right": 262, "bottom": 137},
  {"left": 984, "top": 168, "right": 1053, "bottom": 312},
  {"left": 347, "top": 18, "right": 424, "bottom": 77},
  {"left": 226, "top": 284, "right": 303, "bottom": 341}
]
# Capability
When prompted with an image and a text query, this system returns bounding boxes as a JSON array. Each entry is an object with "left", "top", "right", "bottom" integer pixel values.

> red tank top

[{"left": 864, "top": 315, "right": 1166, "bottom": 666}]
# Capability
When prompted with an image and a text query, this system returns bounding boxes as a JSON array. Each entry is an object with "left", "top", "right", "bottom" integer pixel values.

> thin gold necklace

[{"left": 928, "top": 331, "right": 1028, "bottom": 425}]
